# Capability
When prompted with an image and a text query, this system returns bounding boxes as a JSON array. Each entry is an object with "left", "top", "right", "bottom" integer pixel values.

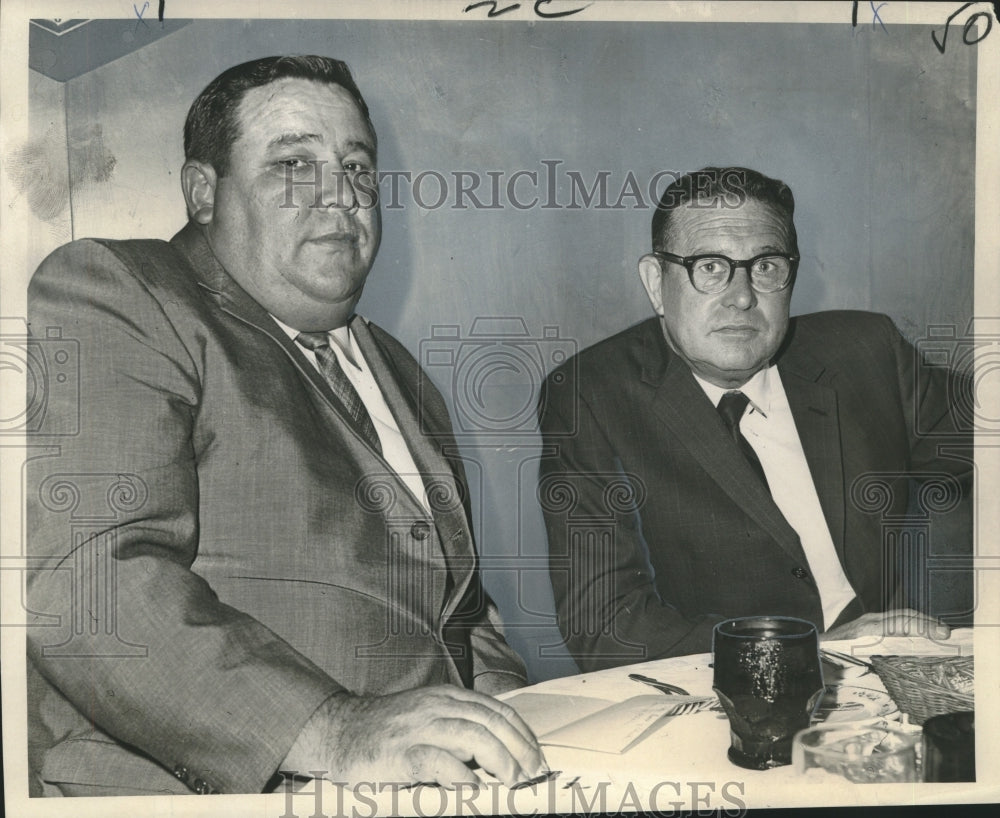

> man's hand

[
  {"left": 822, "top": 608, "right": 950, "bottom": 642},
  {"left": 282, "top": 685, "right": 546, "bottom": 789}
]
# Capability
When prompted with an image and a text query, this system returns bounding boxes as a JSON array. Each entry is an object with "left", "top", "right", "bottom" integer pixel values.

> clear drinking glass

[{"left": 792, "top": 723, "right": 920, "bottom": 783}]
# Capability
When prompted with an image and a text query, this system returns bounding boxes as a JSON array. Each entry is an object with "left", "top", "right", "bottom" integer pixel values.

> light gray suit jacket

[{"left": 26, "top": 222, "right": 526, "bottom": 796}]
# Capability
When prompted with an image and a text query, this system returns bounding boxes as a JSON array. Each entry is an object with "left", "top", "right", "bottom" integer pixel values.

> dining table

[{"left": 288, "top": 628, "right": 982, "bottom": 816}]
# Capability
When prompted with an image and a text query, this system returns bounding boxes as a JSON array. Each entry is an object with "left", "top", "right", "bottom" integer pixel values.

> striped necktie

[{"left": 296, "top": 331, "right": 382, "bottom": 454}]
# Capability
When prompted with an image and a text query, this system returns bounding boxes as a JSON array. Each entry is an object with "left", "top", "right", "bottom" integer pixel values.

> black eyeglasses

[{"left": 653, "top": 250, "right": 798, "bottom": 294}]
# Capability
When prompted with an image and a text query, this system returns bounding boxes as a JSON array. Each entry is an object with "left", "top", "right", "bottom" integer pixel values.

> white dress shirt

[
  {"left": 694, "top": 366, "right": 857, "bottom": 629},
  {"left": 272, "top": 316, "right": 431, "bottom": 513}
]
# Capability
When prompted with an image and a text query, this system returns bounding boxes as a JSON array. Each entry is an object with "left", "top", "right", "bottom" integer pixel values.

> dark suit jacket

[
  {"left": 26, "top": 223, "right": 526, "bottom": 796},
  {"left": 538, "top": 313, "right": 972, "bottom": 672}
]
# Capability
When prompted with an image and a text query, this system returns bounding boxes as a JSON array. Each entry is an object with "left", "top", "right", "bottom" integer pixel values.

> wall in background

[{"left": 25, "top": 18, "right": 976, "bottom": 680}]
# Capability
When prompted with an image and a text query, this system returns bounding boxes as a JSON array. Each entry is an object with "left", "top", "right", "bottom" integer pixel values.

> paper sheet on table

[
  {"left": 542, "top": 694, "right": 687, "bottom": 753},
  {"left": 502, "top": 692, "right": 614, "bottom": 737},
  {"left": 505, "top": 691, "right": 709, "bottom": 754}
]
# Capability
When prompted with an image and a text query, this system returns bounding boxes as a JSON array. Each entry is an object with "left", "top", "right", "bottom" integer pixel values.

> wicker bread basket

[{"left": 870, "top": 655, "right": 974, "bottom": 725}]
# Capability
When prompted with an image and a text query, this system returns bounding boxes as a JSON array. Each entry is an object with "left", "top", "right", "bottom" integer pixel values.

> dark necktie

[
  {"left": 296, "top": 331, "right": 382, "bottom": 454},
  {"left": 717, "top": 390, "right": 769, "bottom": 492}
]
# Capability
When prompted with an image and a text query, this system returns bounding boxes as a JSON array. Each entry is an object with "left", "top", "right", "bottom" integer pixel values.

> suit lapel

[
  {"left": 637, "top": 320, "right": 808, "bottom": 565},
  {"left": 777, "top": 343, "right": 847, "bottom": 561},
  {"left": 352, "top": 319, "right": 475, "bottom": 604},
  {"left": 173, "top": 223, "right": 400, "bottom": 464}
]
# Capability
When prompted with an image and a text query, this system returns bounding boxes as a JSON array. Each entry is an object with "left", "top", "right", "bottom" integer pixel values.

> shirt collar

[
  {"left": 693, "top": 366, "right": 773, "bottom": 418},
  {"left": 270, "top": 315, "right": 364, "bottom": 372}
]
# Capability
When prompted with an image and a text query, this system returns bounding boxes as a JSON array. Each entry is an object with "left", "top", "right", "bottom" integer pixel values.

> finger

[
  {"left": 428, "top": 717, "right": 540, "bottom": 787},
  {"left": 883, "top": 609, "right": 914, "bottom": 635},
  {"left": 890, "top": 610, "right": 912, "bottom": 635},
  {"left": 405, "top": 688, "right": 542, "bottom": 779},
  {"left": 404, "top": 743, "right": 481, "bottom": 789},
  {"left": 425, "top": 688, "right": 546, "bottom": 775},
  {"left": 431, "top": 686, "right": 540, "bottom": 747},
  {"left": 932, "top": 618, "right": 951, "bottom": 639},
  {"left": 471, "top": 704, "right": 546, "bottom": 778},
  {"left": 917, "top": 613, "right": 950, "bottom": 639},
  {"left": 889, "top": 609, "right": 949, "bottom": 639}
]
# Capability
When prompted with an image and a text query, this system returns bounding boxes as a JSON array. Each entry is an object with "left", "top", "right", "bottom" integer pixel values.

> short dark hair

[
  {"left": 184, "top": 55, "right": 374, "bottom": 177},
  {"left": 651, "top": 167, "right": 798, "bottom": 253}
]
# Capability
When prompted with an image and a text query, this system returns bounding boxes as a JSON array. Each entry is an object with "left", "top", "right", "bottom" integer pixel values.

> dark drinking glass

[
  {"left": 923, "top": 711, "right": 975, "bottom": 782},
  {"left": 712, "top": 616, "right": 824, "bottom": 770}
]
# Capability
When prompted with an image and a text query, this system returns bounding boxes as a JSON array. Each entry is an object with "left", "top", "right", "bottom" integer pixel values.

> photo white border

[{"left": 2, "top": 1, "right": 997, "bottom": 814}]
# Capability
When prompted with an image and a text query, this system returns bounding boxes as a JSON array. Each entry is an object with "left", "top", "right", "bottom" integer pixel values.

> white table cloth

[{"left": 297, "top": 629, "right": 982, "bottom": 815}]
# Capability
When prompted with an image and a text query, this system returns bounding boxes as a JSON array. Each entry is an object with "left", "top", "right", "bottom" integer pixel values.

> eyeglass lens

[{"left": 692, "top": 256, "right": 791, "bottom": 293}]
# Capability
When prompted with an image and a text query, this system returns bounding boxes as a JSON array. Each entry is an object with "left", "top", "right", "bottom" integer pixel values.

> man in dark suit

[
  {"left": 26, "top": 55, "right": 544, "bottom": 796},
  {"left": 539, "top": 167, "right": 972, "bottom": 672}
]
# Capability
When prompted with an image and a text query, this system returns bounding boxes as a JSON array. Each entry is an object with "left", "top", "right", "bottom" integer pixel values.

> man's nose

[
  {"left": 722, "top": 265, "right": 757, "bottom": 310},
  {"left": 321, "top": 167, "right": 359, "bottom": 212}
]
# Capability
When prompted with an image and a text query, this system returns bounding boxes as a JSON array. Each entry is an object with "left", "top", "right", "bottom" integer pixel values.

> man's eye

[
  {"left": 278, "top": 158, "right": 311, "bottom": 170},
  {"left": 343, "top": 161, "right": 371, "bottom": 173}
]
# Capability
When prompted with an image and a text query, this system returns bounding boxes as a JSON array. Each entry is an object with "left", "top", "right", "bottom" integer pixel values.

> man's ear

[
  {"left": 181, "top": 160, "right": 218, "bottom": 225},
  {"left": 638, "top": 254, "right": 665, "bottom": 316}
]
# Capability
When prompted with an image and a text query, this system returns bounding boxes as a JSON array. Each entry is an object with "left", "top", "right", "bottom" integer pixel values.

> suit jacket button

[
  {"left": 411, "top": 520, "right": 431, "bottom": 540},
  {"left": 193, "top": 778, "right": 209, "bottom": 794},
  {"left": 792, "top": 566, "right": 809, "bottom": 579},
  {"left": 173, "top": 764, "right": 189, "bottom": 783}
]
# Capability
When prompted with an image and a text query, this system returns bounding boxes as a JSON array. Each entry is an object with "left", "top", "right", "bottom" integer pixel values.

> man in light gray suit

[{"left": 27, "top": 55, "right": 543, "bottom": 796}]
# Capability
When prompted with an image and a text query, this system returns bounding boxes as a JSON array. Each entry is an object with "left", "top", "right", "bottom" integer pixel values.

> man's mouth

[
  {"left": 713, "top": 324, "right": 758, "bottom": 334},
  {"left": 310, "top": 231, "right": 358, "bottom": 246}
]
